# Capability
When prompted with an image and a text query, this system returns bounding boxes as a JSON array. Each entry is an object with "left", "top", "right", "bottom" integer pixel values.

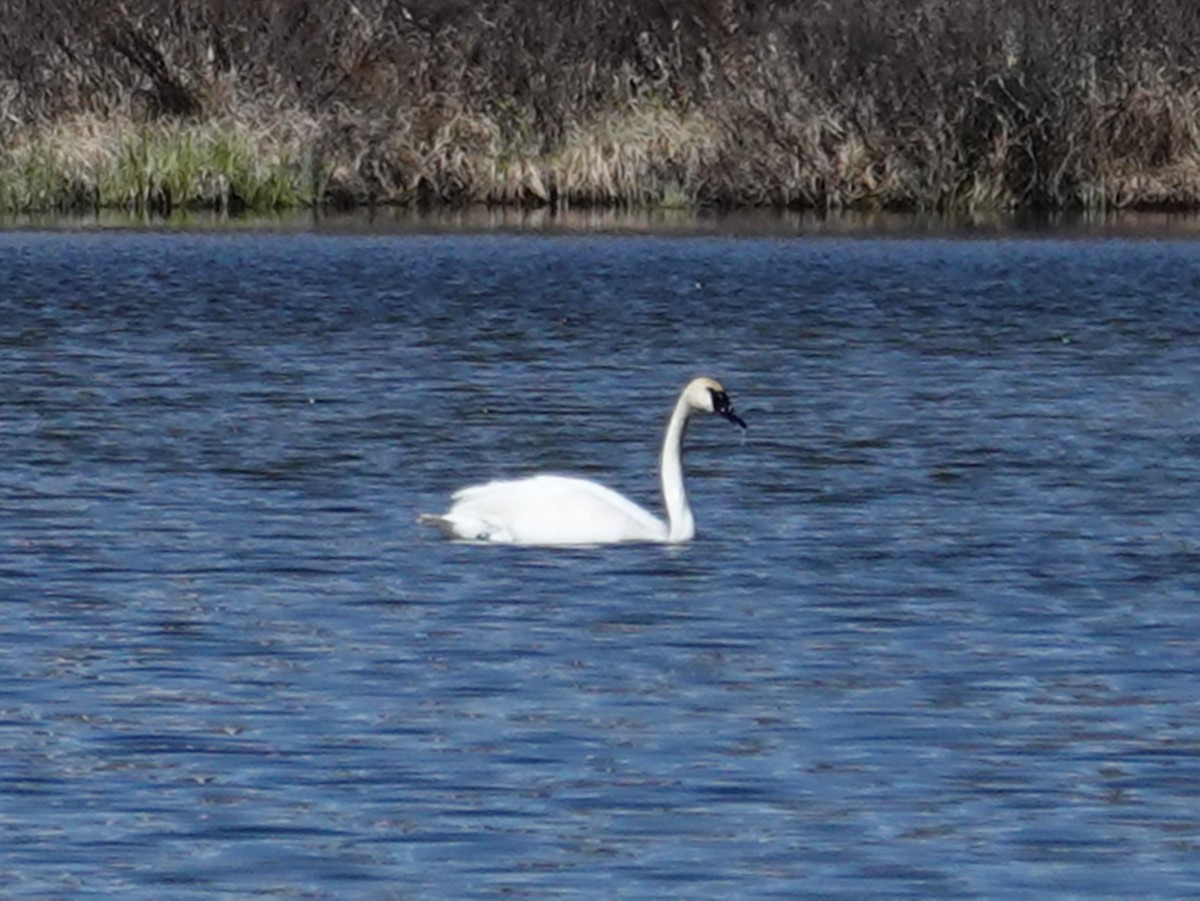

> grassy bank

[{"left": 3, "top": 0, "right": 1200, "bottom": 214}]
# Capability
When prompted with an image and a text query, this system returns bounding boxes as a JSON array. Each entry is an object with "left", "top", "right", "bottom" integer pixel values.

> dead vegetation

[{"left": 2, "top": 0, "right": 1200, "bottom": 213}]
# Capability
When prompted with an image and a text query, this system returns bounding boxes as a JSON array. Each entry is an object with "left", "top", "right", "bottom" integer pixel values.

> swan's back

[{"left": 427, "top": 474, "right": 668, "bottom": 545}]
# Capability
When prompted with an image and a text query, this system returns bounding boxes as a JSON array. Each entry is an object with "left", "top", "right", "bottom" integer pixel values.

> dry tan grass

[
  {"left": 1083, "top": 80, "right": 1200, "bottom": 208},
  {"left": 311, "top": 100, "right": 719, "bottom": 210},
  {"left": 549, "top": 102, "right": 718, "bottom": 207},
  {"left": 9, "top": 82, "right": 1200, "bottom": 215}
]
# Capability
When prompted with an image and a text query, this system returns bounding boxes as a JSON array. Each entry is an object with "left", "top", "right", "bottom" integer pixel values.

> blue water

[{"left": 2, "top": 227, "right": 1200, "bottom": 898}]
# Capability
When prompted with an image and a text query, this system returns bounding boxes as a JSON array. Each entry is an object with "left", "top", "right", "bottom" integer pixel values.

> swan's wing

[{"left": 439, "top": 474, "right": 667, "bottom": 545}]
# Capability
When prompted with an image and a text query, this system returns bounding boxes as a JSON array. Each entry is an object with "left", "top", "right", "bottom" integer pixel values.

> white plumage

[{"left": 418, "top": 376, "right": 746, "bottom": 546}]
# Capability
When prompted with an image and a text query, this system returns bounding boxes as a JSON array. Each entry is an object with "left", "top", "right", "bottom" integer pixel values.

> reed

[
  {"left": 543, "top": 101, "right": 717, "bottom": 208},
  {"left": 3, "top": 0, "right": 1200, "bottom": 213},
  {"left": 0, "top": 113, "right": 321, "bottom": 213}
]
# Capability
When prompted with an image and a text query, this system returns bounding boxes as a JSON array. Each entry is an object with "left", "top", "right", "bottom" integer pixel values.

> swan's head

[{"left": 685, "top": 376, "right": 747, "bottom": 429}]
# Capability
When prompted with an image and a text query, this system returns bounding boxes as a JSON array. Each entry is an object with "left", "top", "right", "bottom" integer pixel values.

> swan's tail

[
  {"left": 417, "top": 511, "right": 502, "bottom": 542},
  {"left": 416, "top": 512, "right": 457, "bottom": 536}
]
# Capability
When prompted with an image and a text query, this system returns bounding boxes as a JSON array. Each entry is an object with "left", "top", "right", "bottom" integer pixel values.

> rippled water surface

[{"left": 3, "top": 227, "right": 1200, "bottom": 897}]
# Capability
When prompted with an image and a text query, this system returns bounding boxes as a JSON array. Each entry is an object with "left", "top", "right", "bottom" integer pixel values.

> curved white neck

[{"left": 660, "top": 394, "right": 695, "bottom": 542}]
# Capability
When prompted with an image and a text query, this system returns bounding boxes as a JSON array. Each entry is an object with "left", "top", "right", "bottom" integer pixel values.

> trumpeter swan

[{"left": 418, "top": 376, "right": 746, "bottom": 545}]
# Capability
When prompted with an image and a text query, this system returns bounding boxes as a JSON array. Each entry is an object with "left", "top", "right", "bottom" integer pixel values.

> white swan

[{"left": 418, "top": 376, "right": 746, "bottom": 545}]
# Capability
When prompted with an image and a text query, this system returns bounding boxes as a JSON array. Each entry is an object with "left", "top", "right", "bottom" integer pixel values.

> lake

[{"left": 2, "top": 219, "right": 1199, "bottom": 897}]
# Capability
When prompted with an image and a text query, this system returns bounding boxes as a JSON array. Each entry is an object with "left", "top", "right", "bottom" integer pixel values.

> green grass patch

[{"left": 0, "top": 117, "right": 322, "bottom": 214}]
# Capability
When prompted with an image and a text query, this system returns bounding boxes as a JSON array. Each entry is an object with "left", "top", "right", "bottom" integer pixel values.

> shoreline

[{"left": 8, "top": 204, "right": 1200, "bottom": 242}]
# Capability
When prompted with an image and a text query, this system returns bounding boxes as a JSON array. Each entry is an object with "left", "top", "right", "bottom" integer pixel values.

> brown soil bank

[{"left": 3, "top": 0, "right": 1200, "bottom": 214}]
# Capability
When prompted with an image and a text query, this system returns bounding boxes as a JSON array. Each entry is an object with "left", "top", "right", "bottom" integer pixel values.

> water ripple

[{"left": 1, "top": 231, "right": 1199, "bottom": 897}]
